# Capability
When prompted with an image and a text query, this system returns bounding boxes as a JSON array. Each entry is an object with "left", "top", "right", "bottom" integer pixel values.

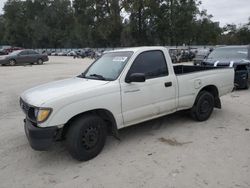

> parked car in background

[
  {"left": 50, "top": 51, "right": 58, "bottom": 56},
  {"left": 57, "top": 51, "right": 68, "bottom": 56},
  {"left": 0, "top": 49, "right": 49, "bottom": 66},
  {"left": 73, "top": 50, "right": 86, "bottom": 58},
  {"left": 67, "top": 50, "right": 77, "bottom": 56},
  {"left": 83, "top": 48, "right": 92, "bottom": 56},
  {"left": 94, "top": 50, "right": 104, "bottom": 59},
  {"left": 169, "top": 48, "right": 196, "bottom": 63},
  {"left": 202, "top": 45, "right": 250, "bottom": 89},
  {"left": 193, "top": 48, "right": 212, "bottom": 65}
]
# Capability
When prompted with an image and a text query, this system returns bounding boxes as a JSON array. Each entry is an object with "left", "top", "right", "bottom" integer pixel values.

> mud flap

[{"left": 214, "top": 97, "right": 221, "bottom": 109}]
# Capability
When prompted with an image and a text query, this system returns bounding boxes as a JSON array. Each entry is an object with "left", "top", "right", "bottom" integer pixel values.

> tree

[
  {"left": 0, "top": 15, "right": 6, "bottom": 45},
  {"left": 3, "top": 0, "right": 29, "bottom": 47},
  {"left": 1, "top": 0, "right": 246, "bottom": 48}
]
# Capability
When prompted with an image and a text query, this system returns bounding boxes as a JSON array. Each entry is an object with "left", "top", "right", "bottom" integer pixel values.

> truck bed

[{"left": 174, "top": 65, "right": 224, "bottom": 75}]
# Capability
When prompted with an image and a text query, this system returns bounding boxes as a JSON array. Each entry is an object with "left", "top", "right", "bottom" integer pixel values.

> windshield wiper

[{"left": 88, "top": 74, "right": 106, "bottom": 80}]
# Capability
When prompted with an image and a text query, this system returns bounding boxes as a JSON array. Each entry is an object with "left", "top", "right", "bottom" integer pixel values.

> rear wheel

[
  {"left": 244, "top": 74, "right": 249, "bottom": 89},
  {"left": 9, "top": 59, "right": 16, "bottom": 66},
  {"left": 37, "top": 58, "right": 43, "bottom": 65},
  {"left": 190, "top": 91, "right": 214, "bottom": 121},
  {"left": 66, "top": 115, "right": 107, "bottom": 161}
]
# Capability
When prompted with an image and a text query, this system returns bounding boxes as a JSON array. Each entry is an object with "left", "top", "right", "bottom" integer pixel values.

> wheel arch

[
  {"left": 61, "top": 108, "right": 119, "bottom": 140},
  {"left": 197, "top": 85, "right": 221, "bottom": 109}
]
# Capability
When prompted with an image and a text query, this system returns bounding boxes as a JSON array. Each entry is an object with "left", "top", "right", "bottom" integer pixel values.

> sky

[
  {"left": 201, "top": 0, "right": 250, "bottom": 26},
  {"left": 0, "top": 0, "right": 250, "bottom": 27}
]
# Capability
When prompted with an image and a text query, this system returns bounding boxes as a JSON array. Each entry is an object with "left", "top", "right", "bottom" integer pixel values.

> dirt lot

[{"left": 0, "top": 56, "right": 250, "bottom": 188}]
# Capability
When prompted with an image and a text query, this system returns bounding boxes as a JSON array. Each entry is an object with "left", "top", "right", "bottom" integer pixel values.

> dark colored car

[
  {"left": 0, "top": 49, "right": 49, "bottom": 66},
  {"left": 202, "top": 46, "right": 250, "bottom": 89}
]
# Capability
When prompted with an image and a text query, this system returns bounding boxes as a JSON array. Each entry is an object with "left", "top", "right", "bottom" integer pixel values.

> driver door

[
  {"left": 18, "top": 50, "right": 29, "bottom": 64},
  {"left": 120, "top": 50, "right": 171, "bottom": 126}
]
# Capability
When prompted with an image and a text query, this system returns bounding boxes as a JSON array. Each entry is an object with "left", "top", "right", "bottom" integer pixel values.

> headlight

[{"left": 34, "top": 108, "right": 52, "bottom": 123}]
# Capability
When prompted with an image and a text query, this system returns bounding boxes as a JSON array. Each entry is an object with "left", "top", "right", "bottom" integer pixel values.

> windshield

[
  {"left": 9, "top": 50, "right": 22, "bottom": 56},
  {"left": 208, "top": 47, "right": 248, "bottom": 59},
  {"left": 82, "top": 51, "right": 133, "bottom": 81}
]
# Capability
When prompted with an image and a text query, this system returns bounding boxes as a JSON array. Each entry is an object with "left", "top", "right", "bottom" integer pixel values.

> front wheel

[
  {"left": 9, "top": 59, "right": 16, "bottom": 66},
  {"left": 66, "top": 115, "right": 107, "bottom": 161},
  {"left": 190, "top": 91, "right": 214, "bottom": 121}
]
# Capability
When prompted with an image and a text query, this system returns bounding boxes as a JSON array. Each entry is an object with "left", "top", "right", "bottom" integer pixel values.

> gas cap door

[{"left": 194, "top": 79, "right": 202, "bottom": 89}]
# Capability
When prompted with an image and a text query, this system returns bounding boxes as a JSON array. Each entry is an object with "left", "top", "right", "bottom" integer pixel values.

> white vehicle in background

[
  {"left": 50, "top": 51, "right": 58, "bottom": 56},
  {"left": 57, "top": 51, "right": 67, "bottom": 56},
  {"left": 20, "top": 46, "right": 234, "bottom": 161},
  {"left": 67, "top": 50, "right": 77, "bottom": 56}
]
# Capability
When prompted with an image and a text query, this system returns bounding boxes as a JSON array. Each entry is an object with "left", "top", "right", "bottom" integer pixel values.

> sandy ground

[{"left": 0, "top": 56, "right": 250, "bottom": 188}]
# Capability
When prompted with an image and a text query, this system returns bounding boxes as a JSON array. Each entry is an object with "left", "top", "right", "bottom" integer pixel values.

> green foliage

[
  {"left": 219, "top": 21, "right": 250, "bottom": 45},
  {"left": 0, "top": 0, "right": 249, "bottom": 48}
]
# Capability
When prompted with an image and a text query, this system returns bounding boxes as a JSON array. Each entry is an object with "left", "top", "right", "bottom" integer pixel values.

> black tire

[
  {"left": 244, "top": 75, "right": 249, "bottom": 89},
  {"left": 244, "top": 81, "right": 249, "bottom": 90},
  {"left": 66, "top": 115, "right": 107, "bottom": 161},
  {"left": 9, "top": 59, "right": 16, "bottom": 66},
  {"left": 190, "top": 91, "right": 214, "bottom": 121},
  {"left": 37, "top": 58, "right": 43, "bottom": 65}
]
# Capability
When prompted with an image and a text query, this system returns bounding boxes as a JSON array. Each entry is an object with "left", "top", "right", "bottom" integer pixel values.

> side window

[
  {"left": 28, "top": 50, "right": 38, "bottom": 55},
  {"left": 128, "top": 50, "right": 168, "bottom": 79},
  {"left": 28, "top": 50, "right": 34, "bottom": 55},
  {"left": 32, "top": 50, "right": 39, "bottom": 55},
  {"left": 19, "top": 51, "right": 28, "bottom": 55}
]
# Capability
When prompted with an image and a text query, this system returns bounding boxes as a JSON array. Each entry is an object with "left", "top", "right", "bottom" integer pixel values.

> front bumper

[
  {"left": 24, "top": 118, "right": 58, "bottom": 151},
  {"left": 0, "top": 59, "right": 8, "bottom": 65}
]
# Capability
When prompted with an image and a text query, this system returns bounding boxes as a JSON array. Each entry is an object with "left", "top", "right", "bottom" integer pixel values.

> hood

[
  {"left": 204, "top": 58, "right": 250, "bottom": 66},
  {"left": 21, "top": 77, "right": 109, "bottom": 107}
]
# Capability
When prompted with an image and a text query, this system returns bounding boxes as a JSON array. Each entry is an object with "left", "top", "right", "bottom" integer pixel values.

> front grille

[
  {"left": 20, "top": 98, "right": 36, "bottom": 122},
  {"left": 20, "top": 98, "right": 30, "bottom": 114}
]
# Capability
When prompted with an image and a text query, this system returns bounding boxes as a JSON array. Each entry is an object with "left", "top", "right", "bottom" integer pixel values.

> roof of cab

[{"left": 107, "top": 46, "right": 167, "bottom": 53}]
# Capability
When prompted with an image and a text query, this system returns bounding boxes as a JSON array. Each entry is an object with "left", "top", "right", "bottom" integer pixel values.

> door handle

[
  {"left": 124, "top": 89, "right": 140, "bottom": 93},
  {"left": 164, "top": 82, "right": 172, "bottom": 87}
]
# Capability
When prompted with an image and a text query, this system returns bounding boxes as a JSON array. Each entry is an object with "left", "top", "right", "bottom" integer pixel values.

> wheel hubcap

[
  {"left": 82, "top": 126, "right": 99, "bottom": 150},
  {"left": 200, "top": 100, "right": 210, "bottom": 114}
]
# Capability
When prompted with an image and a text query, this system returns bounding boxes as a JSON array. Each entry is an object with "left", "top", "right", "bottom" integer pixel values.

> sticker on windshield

[{"left": 113, "top": 57, "right": 128, "bottom": 62}]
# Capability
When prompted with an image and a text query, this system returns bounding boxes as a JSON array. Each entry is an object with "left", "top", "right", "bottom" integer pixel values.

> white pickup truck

[{"left": 20, "top": 47, "right": 234, "bottom": 161}]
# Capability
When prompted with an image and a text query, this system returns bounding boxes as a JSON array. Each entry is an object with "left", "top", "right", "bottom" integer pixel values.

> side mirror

[{"left": 126, "top": 73, "right": 146, "bottom": 83}]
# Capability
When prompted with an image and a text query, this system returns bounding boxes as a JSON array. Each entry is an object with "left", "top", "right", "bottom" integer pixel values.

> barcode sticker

[{"left": 113, "top": 57, "right": 128, "bottom": 62}]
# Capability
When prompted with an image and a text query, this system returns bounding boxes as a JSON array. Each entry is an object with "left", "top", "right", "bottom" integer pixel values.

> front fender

[{"left": 39, "top": 91, "right": 123, "bottom": 129}]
